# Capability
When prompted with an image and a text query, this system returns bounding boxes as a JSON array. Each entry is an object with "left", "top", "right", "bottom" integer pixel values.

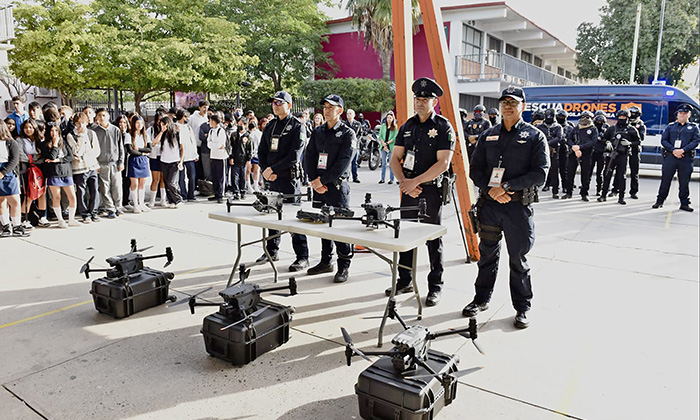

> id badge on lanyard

[
  {"left": 271, "top": 136, "right": 280, "bottom": 152},
  {"left": 403, "top": 150, "right": 416, "bottom": 171},
  {"left": 488, "top": 160, "right": 505, "bottom": 188},
  {"left": 317, "top": 153, "right": 328, "bottom": 169},
  {"left": 674, "top": 139, "right": 682, "bottom": 149}
]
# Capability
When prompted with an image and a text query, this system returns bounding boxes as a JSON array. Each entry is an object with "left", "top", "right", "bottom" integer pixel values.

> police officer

[
  {"left": 555, "top": 109, "right": 573, "bottom": 191},
  {"left": 537, "top": 109, "right": 564, "bottom": 198},
  {"left": 563, "top": 110, "right": 597, "bottom": 201},
  {"left": 465, "top": 104, "right": 491, "bottom": 159},
  {"left": 653, "top": 104, "right": 700, "bottom": 211},
  {"left": 598, "top": 108, "right": 640, "bottom": 205},
  {"left": 388, "top": 77, "right": 455, "bottom": 307},
  {"left": 531, "top": 109, "right": 545, "bottom": 125},
  {"left": 628, "top": 106, "right": 645, "bottom": 199},
  {"left": 488, "top": 108, "right": 500, "bottom": 126},
  {"left": 257, "top": 91, "right": 309, "bottom": 271},
  {"left": 305, "top": 94, "right": 356, "bottom": 282},
  {"left": 591, "top": 113, "right": 610, "bottom": 195},
  {"left": 462, "top": 86, "right": 549, "bottom": 329}
]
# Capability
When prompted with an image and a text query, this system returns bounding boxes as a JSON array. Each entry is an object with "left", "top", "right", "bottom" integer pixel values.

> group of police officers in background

[{"left": 254, "top": 77, "right": 697, "bottom": 331}]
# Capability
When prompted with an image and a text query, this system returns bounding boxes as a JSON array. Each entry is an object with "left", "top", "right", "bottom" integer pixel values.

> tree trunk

[
  {"left": 134, "top": 92, "right": 145, "bottom": 116},
  {"left": 380, "top": 49, "right": 392, "bottom": 80}
]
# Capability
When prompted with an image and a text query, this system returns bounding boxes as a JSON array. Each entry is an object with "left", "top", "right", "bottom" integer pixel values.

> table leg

[
  {"left": 261, "top": 228, "right": 279, "bottom": 283},
  {"left": 377, "top": 251, "right": 399, "bottom": 347},
  {"left": 226, "top": 223, "right": 243, "bottom": 287},
  {"left": 411, "top": 248, "right": 422, "bottom": 319}
]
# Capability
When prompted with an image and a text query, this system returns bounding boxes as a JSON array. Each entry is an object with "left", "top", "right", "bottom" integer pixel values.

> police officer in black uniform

[
  {"left": 305, "top": 94, "right": 356, "bottom": 282},
  {"left": 653, "top": 103, "right": 700, "bottom": 211},
  {"left": 388, "top": 77, "right": 455, "bottom": 307},
  {"left": 555, "top": 109, "right": 573, "bottom": 191},
  {"left": 628, "top": 106, "right": 645, "bottom": 199},
  {"left": 563, "top": 110, "right": 597, "bottom": 201},
  {"left": 591, "top": 113, "right": 609, "bottom": 196},
  {"left": 462, "top": 86, "right": 549, "bottom": 329},
  {"left": 536, "top": 109, "right": 563, "bottom": 198},
  {"left": 598, "top": 108, "right": 640, "bottom": 205},
  {"left": 257, "top": 91, "right": 309, "bottom": 271},
  {"left": 488, "top": 108, "right": 500, "bottom": 126},
  {"left": 465, "top": 104, "right": 491, "bottom": 159}
]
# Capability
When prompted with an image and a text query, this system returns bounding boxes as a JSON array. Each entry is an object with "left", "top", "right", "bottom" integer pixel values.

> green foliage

[
  {"left": 92, "top": 0, "right": 257, "bottom": 108},
  {"left": 10, "top": 0, "right": 96, "bottom": 101},
  {"left": 212, "top": 0, "right": 335, "bottom": 92},
  {"left": 576, "top": 0, "right": 699, "bottom": 85},
  {"left": 301, "top": 78, "right": 395, "bottom": 112}
]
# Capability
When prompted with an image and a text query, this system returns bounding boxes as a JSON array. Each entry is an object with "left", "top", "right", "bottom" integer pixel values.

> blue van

[{"left": 522, "top": 85, "right": 700, "bottom": 172}]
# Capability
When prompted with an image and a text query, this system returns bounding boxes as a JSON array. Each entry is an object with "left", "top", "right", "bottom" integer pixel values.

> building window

[
  {"left": 459, "top": 93, "right": 481, "bottom": 111},
  {"left": 521, "top": 51, "right": 532, "bottom": 63},
  {"left": 505, "top": 43, "right": 518, "bottom": 58},
  {"left": 557, "top": 67, "right": 565, "bottom": 76},
  {"left": 534, "top": 56, "right": 543, "bottom": 68},
  {"left": 487, "top": 35, "right": 502, "bottom": 53},
  {"left": 462, "top": 24, "right": 482, "bottom": 57},
  {"left": 565, "top": 70, "right": 572, "bottom": 79}
]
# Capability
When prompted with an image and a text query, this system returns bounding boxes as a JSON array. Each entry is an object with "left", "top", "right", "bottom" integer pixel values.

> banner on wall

[{"left": 174, "top": 92, "right": 207, "bottom": 109}]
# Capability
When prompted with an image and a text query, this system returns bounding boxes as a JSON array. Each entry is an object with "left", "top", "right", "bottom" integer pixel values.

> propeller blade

[
  {"left": 472, "top": 340, "right": 486, "bottom": 355},
  {"left": 137, "top": 246, "right": 153, "bottom": 253},
  {"left": 163, "top": 260, "right": 172, "bottom": 268},
  {"left": 340, "top": 327, "right": 353, "bottom": 345},
  {"left": 405, "top": 366, "right": 483, "bottom": 380},
  {"left": 351, "top": 344, "right": 372, "bottom": 363},
  {"left": 167, "top": 286, "right": 213, "bottom": 307},
  {"left": 340, "top": 327, "right": 372, "bottom": 363},
  {"left": 79, "top": 256, "right": 95, "bottom": 274},
  {"left": 362, "top": 314, "right": 419, "bottom": 320}
]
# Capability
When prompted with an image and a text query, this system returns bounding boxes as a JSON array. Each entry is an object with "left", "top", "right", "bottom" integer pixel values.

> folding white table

[{"left": 209, "top": 206, "right": 446, "bottom": 346}]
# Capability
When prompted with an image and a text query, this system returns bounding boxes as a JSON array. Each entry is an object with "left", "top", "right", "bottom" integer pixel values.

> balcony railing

[{"left": 455, "top": 52, "right": 576, "bottom": 86}]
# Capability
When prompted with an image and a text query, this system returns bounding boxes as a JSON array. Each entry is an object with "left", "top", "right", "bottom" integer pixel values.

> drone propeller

[
  {"left": 220, "top": 305, "right": 270, "bottom": 331},
  {"left": 163, "top": 247, "right": 174, "bottom": 268},
  {"left": 448, "top": 318, "right": 485, "bottom": 355},
  {"left": 404, "top": 366, "right": 484, "bottom": 381},
  {"left": 136, "top": 245, "right": 153, "bottom": 253},
  {"left": 167, "top": 286, "right": 213, "bottom": 308},
  {"left": 340, "top": 327, "right": 372, "bottom": 365},
  {"left": 79, "top": 256, "right": 95, "bottom": 276}
]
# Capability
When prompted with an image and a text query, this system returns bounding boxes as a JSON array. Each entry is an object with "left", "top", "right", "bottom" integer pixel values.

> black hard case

[
  {"left": 201, "top": 299, "right": 292, "bottom": 365},
  {"left": 355, "top": 350, "right": 459, "bottom": 420},
  {"left": 90, "top": 268, "right": 173, "bottom": 319}
]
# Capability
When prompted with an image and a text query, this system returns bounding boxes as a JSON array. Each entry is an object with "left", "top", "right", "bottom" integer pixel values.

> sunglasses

[{"left": 500, "top": 99, "right": 521, "bottom": 108}]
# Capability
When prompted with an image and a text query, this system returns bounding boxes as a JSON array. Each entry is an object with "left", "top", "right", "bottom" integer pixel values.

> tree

[
  {"left": 576, "top": 0, "right": 699, "bottom": 85},
  {"left": 301, "top": 78, "right": 395, "bottom": 112},
  {"left": 91, "top": 0, "right": 257, "bottom": 112},
  {"left": 346, "top": 0, "right": 420, "bottom": 80},
  {"left": 212, "top": 0, "right": 335, "bottom": 92},
  {"left": 10, "top": 0, "right": 97, "bottom": 105},
  {"left": 0, "top": 67, "right": 32, "bottom": 99}
]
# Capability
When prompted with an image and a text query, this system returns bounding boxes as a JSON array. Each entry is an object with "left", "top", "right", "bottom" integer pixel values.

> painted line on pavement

[{"left": 0, "top": 300, "right": 93, "bottom": 330}]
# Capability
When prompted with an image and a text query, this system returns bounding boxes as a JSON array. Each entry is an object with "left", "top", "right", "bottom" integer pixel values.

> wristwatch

[{"left": 501, "top": 181, "right": 511, "bottom": 192}]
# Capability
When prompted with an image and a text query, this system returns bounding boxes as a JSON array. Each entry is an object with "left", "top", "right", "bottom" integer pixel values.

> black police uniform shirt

[
  {"left": 305, "top": 120, "right": 356, "bottom": 186},
  {"left": 567, "top": 125, "right": 598, "bottom": 152},
  {"left": 602, "top": 123, "right": 640, "bottom": 151},
  {"left": 593, "top": 123, "right": 610, "bottom": 152},
  {"left": 472, "top": 118, "right": 549, "bottom": 192},
  {"left": 534, "top": 121, "right": 563, "bottom": 152},
  {"left": 394, "top": 112, "right": 456, "bottom": 178},
  {"left": 661, "top": 121, "right": 700, "bottom": 157},
  {"left": 258, "top": 114, "right": 306, "bottom": 177},
  {"left": 465, "top": 117, "right": 491, "bottom": 137},
  {"left": 630, "top": 118, "right": 646, "bottom": 144}
]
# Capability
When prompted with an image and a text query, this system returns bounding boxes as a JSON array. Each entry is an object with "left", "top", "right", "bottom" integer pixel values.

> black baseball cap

[
  {"left": 499, "top": 86, "right": 526, "bottom": 102},
  {"left": 269, "top": 91, "right": 292, "bottom": 104},
  {"left": 412, "top": 77, "right": 443, "bottom": 98},
  {"left": 320, "top": 94, "right": 345, "bottom": 108}
]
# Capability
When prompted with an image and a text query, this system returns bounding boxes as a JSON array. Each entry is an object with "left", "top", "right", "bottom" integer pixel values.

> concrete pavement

[{"left": 1, "top": 170, "right": 698, "bottom": 420}]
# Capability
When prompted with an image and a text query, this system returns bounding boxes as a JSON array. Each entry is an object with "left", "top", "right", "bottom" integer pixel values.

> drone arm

[
  {"left": 415, "top": 358, "right": 438, "bottom": 376},
  {"left": 428, "top": 327, "right": 473, "bottom": 340}
]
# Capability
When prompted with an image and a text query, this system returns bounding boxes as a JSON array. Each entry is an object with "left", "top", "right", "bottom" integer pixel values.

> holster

[{"left": 438, "top": 172, "right": 457, "bottom": 205}]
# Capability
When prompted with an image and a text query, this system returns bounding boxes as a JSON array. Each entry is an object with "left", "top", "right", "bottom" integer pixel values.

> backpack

[{"left": 26, "top": 154, "right": 45, "bottom": 201}]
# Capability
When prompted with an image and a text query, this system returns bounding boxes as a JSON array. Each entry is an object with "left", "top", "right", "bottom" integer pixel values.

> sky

[{"left": 319, "top": 0, "right": 608, "bottom": 48}]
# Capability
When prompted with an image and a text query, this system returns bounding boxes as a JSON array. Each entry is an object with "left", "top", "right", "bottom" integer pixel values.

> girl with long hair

[
  {"left": 125, "top": 115, "right": 152, "bottom": 213},
  {"left": 147, "top": 110, "right": 166, "bottom": 206},
  {"left": 41, "top": 122, "right": 78, "bottom": 227},
  {"left": 17, "top": 119, "right": 49, "bottom": 227},
  {"left": 157, "top": 116, "right": 183, "bottom": 207},
  {"left": 378, "top": 111, "right": 398, "bottom": 184},
  {"left": 0, "top": 120, "right": 27, "bottom": 236}
]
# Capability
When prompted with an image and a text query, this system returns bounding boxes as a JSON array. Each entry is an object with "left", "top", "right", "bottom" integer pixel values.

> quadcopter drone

[
  {"left": 330, "top": 193, "right": 427, "bottom": 238},
  {"left": 341, "top": 299, "right": 484, "bottom": 406},
  {"left": 80, "top": 239, "right": 174, "bottom": 282},
  {"left": 296, "top": 204, "right": 355, "bottom": 224},
  {"left": 227, "top": 187, "right": 312, "bottom": 220}
]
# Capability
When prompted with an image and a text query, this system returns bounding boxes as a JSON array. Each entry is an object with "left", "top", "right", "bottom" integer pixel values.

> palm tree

[{"left": 345, "top": 0, "right": 420, "bottom": 80}]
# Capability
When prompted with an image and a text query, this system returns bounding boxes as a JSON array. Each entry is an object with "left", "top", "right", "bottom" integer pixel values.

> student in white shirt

[
  {"left": 176, "top": 109, "right": 199, "bottom": 201},
  {"left": 157, "top": 116, "right": 184, "bottom": 208},
  {"left": 206, "top": 113, "right": 227, "bottom": 203}
]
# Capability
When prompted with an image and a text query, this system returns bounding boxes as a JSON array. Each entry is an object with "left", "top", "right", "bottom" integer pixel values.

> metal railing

[{"left": 454, "top": 52, "right": 576, "bottom": 86}]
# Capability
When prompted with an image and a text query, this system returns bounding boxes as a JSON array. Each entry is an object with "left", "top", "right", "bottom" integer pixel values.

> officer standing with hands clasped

[
  {"left": 257, "top": 91, "right": 309, "bottom": 272},
  {"left": 389, "top": 77, "right": 455, "bottom": 307},
  {"left": 305, "top": 94, "right": 356, "bottom": 283},
  {"left": 653, "top": 103, "right": 699, "bottom": 211},
  {"left": 462, "top": 86, "right": 549, "bottom": 328}
]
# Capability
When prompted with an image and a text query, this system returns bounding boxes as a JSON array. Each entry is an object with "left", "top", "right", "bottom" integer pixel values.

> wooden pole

[
  {"left": 391, "top": 0, "right": 413, "bottom": 125},
  {"left": 417, "top": 0, "right": 480, "bottom": 261}
]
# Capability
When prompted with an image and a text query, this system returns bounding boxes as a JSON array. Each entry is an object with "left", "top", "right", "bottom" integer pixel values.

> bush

[{"left": 300, "top": 78, "right": 395, "bottom": 113}]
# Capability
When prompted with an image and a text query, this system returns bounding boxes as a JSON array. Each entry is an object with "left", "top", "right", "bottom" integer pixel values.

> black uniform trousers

[
  {"left": 266, "top": 177, "right": 308, "bottom": 259},
  {"left": 601, "top": 152, "right": 629, "bottom": 199},
  {"left": 398, "top": 185, "right": 444, "bottom": 293},
  {"left": 210, "top": 158, "right": 225, "bottom": 199},
  {"left": 629, "top": 146, "right": 640, "bottom": 195},
  {"left": 590, "top": 150, "right": 605, "bottom": 194},
  {"left": 558, "top": 146, "right": 568, "bottom": 188},
  {"left": 474, "top": 198, "right": 535, "bottom": 312},
  {"left": 545, "top": 149, "right": 561, "bottom": 193},
  {"left": 656, "top": 155, "right": 694, "bottom": 206},
  {"left": 565, "top": 151, "right": 593, "bottom": 197},
  {"left": 313, "top": 181, "right": 352, "bottom": 269}
]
